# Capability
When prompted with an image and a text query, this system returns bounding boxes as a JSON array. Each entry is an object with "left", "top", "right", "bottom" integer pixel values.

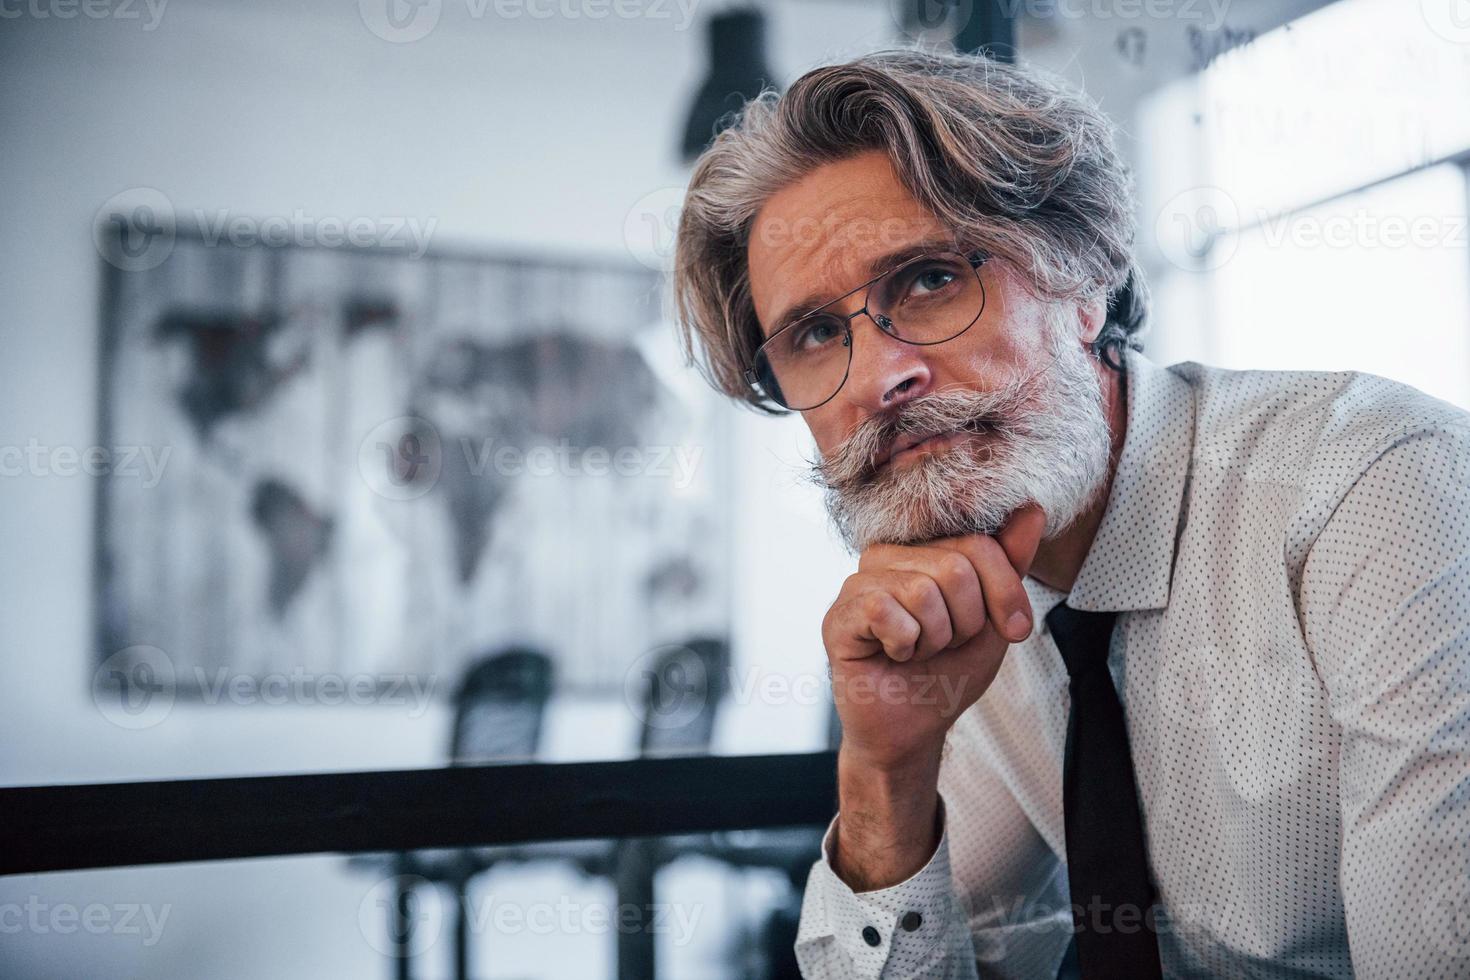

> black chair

[
  {"left": 450, "top": 647, "right": 555, "bottom": 765},
  {"left": 635, "top": 636, "right": 731, "bottom": 757},
  {"left": 614, "top": 641, "right": 851, "bottom": 980},
  {"left": 356, "top": 646, "right": 587, "bottom": 980},
  {"left": 614, "top": 637, "right": 732, "bottom": 980},
  {"left": 435, "top": 648, "right": 562, "bottom": 980}
]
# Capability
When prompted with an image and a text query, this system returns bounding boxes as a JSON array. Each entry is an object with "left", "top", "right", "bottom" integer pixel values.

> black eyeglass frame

[{"left": 744, "top": 249, "right": 990, "bottom": 411}]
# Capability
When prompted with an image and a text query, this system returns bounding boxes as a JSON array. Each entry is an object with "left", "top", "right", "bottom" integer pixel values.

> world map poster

[{"left": 93, "top": 229, "right": 732, "bottom": 704}]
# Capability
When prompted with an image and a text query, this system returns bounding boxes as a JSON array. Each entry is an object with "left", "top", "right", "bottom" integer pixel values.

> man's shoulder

[{"left": 1164, "top": 359, "right": 1469, "bottom": 487}]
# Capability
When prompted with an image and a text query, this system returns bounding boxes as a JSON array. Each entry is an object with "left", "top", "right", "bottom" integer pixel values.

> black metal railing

[{"left": 0, "top": 751, "right": 837, "bottom": 876}]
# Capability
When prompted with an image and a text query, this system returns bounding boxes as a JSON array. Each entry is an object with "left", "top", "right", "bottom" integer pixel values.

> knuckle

[
  {"left": 936, "top": 550, "right": 975, "bottom": 589},
  {"left": 858, "top": 590, "right": 892, "bottom": 623},
  {"left": 900, "top": 574, "right": 939, "bottom": 612},
  {"left": 821, "top": 601, "right": 841, "bottom": 639}
]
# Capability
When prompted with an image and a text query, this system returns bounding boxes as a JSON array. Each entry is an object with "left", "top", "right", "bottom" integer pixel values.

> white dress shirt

[{"left": 795, "top": 350, "right": 1470, "bottom": 979}]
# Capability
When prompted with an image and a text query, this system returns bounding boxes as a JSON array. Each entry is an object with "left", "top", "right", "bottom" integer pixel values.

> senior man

[{"left": 672, "top": 49, "right": 1470, "bottom": 979}]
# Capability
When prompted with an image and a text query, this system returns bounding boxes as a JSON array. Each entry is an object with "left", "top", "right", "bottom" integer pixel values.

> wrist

[
  {"left": 832, "top": 743, "right": 943, "bottom": 891},
  {"left": 839, "top": 729, "right": 945, "bottom": 779}
]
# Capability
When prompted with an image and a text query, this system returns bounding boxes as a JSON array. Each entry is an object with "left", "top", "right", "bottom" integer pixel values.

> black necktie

[{"left": 1045, "top": 601, "right": 1162, "bottom": 980}]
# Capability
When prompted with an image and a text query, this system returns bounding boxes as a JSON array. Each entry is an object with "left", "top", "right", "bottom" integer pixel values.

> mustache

[{"left": 814, "top": 372, "right": 1041, "bottom": 493}]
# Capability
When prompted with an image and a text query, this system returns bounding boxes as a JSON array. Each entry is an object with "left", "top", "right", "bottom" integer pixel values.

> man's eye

[
  {"left": 792, "top": 318, "right": 842, "bottom": 352},
  {"left": 909, "top": 267, "right": 958, "bottom": 296}
]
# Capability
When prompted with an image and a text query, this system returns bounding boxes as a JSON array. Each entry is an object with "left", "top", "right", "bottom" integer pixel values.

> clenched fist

[{"left": 824, "top": 503, "right": 1046, "bottom": 768}]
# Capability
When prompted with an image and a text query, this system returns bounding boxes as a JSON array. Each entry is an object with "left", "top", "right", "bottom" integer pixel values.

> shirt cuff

[{"left": 796, "top": 796, "right": 966, "bottom": 976}]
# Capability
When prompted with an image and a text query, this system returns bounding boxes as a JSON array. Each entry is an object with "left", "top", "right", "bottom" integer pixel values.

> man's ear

[{"left": 1077, "top": 294, "right": 1107, "bottom": 344}]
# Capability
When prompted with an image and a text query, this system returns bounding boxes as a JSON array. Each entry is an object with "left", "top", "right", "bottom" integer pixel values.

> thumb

[{"left": 996, "top": 503, "right": 1046, "bottom": 577}]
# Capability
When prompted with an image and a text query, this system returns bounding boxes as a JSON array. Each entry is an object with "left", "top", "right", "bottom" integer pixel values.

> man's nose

[{"left": 841, "top": 313, "right": 933, "bottom": 410}]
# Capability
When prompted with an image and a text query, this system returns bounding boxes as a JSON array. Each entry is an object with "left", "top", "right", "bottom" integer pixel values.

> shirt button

[
  {"left": 901, "top": 911, "right": 922, "bottom": 932},
  {"left": 861, "top": 925, "right": 881, "bottom": 947}
]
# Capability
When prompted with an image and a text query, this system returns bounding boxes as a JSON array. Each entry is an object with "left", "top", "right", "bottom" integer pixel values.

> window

[{"left": 1142, "top": 0, "right": 1470, "bottom": 407}]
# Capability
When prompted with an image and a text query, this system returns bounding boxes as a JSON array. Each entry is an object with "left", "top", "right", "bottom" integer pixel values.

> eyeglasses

[{"left": 745, "top": 249, "right": 989, "bottom": 411}]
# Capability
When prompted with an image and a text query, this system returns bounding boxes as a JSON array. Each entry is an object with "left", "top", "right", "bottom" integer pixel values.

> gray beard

[{"left": 812, "top": 323, "right": 1114, "bottom": 553}]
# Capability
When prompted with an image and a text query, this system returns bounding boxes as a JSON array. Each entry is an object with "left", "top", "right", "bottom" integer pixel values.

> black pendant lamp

[{"left": 681, "top": 7, "right": 778, "bottom": 161}]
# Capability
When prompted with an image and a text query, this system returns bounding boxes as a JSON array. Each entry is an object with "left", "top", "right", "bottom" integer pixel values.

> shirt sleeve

[
  {"left": 794, "top": 797, "right": 980, "bottom": 980},
  {"left": 1299, "top": 424, "right": 1470, "bottom": 979},
  {"left": 794, "top": 727, "right": 1075, "bottom": 980}
]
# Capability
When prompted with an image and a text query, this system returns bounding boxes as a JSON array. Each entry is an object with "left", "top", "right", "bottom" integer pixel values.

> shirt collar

[{"left": 1049, "top": 347, "right": 1196, "bottom": 614}]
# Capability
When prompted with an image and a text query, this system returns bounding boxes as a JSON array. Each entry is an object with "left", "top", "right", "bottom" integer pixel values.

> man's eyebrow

[{"left": 762, "top": 236, "right": 961, "bottom": 340}]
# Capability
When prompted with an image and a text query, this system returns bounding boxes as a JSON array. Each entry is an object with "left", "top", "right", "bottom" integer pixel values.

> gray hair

[{"left": 673, "top": 48, "right": 1148, "bottom": 412}]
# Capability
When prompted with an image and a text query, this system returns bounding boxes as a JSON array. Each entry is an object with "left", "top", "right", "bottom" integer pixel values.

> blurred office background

[{"left": 1, "top": 0, "right": 1467, "bottom": 977}]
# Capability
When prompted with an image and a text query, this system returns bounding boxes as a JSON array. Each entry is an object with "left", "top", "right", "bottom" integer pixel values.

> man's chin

[{"left": 827, "top": 469, "right": 1023, "bottom": 551}]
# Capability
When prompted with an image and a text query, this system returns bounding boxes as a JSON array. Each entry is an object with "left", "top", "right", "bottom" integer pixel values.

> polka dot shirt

[{"left": 795, "top": 350, "right": 1470, "bottom": 979}]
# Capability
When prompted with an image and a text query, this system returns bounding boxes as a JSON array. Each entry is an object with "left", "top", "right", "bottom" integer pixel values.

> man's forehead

[{"left": 747, "top": 154, "right": 949, "bottom": 332}]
